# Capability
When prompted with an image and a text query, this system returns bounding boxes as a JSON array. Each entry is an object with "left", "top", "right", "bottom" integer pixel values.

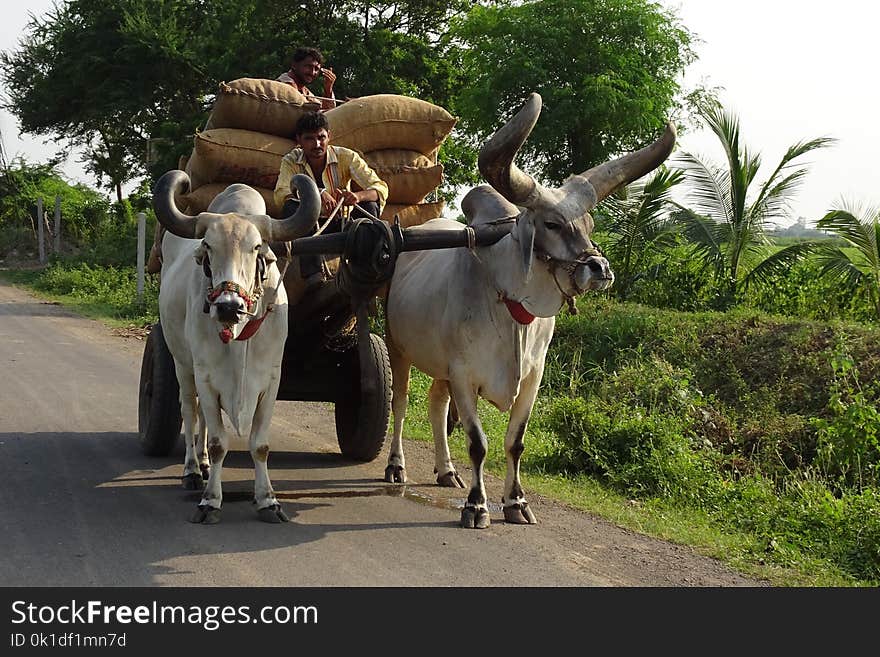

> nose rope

[
  {"left": 206, "top": 280, "right": 260, "bottom": 313},
  {"left": 535, "top": 242, "right": 607, "bottom": 316}
]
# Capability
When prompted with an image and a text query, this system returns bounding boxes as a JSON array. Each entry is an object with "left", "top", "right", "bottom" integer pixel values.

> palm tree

[
  {"left": 598, "top": 166, "right": 684, "bottom": 300},
  {"left": 815, "top": 200, "right": 880, "bottom": 321},
  {"left": 673, "top": 102, "right": 835, "bottom": 308}
]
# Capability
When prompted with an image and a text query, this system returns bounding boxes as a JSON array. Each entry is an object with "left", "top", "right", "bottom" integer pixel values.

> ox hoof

[
  {"left": 384, "top": 464, "right": 407, "bottom": 484},
  {"left": 182, "top": 473, "right": 205, "bottom": 490},
  {"left": 257, "top": 504, "right": 289, "bottom": 523},
  {"left": 436, "top": 470, "right": 465, "bottom": 488},
  {"left": 189, "top": 505, "right": 221, "bottom": 524},
  {"left": 460, "top": 506, "right": 490, "bottom": 529},
  {"left": 503, "top": 501, "right": 537, "bottom": 525}
]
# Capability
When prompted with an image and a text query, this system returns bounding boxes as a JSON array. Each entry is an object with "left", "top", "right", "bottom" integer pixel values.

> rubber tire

[
  {"left": 335, "top": 333, "right": 392, "bottom": 462},
  {"left": 138, "top": 323, "right": 183, "bottom": 456}
]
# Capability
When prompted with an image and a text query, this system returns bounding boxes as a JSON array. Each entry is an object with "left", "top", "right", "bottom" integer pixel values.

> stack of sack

[
  {"left": 325, "top": 94, "right": 454, "bottom": 227},
  {"left": 178, "top": 78, "right": 318, "bottom": 217},
  {"left": 178, "top": 82, "right": 455, "bottom": 228}
]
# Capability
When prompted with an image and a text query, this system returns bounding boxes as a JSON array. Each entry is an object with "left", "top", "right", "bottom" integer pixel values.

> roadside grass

[
  {"left": 399, "top": 369, "right": 861, "bottom": 587},
  {"left": 0, "top": 263, "right": 158, "bottom": 329}
]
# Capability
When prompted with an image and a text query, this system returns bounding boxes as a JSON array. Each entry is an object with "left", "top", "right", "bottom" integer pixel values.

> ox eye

[{"left": 544, "top": 221, "right": 562, "bottom": 231}]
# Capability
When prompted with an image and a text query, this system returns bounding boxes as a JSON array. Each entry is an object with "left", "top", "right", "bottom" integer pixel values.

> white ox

[
  {"left": 384, "top": 93, "right": 675, "bottom": 528},
  {"left": 153, "top": 171, "right": 320, "bottom": 523}
]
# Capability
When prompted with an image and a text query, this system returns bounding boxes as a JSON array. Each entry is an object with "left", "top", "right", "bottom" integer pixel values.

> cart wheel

[
  {"left": 138, "top": 323, "right": 182, "bottom": 456},
  {"left": 335, "top": 333, "right": 391, "bottom": 462}
]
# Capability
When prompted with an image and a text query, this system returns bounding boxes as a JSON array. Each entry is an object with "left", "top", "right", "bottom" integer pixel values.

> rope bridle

[{"left": 534, "top": 242, "right": 606, "bottom": 316}]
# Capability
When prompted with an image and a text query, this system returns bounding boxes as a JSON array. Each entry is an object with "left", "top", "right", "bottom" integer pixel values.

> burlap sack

[
  {"left": 182, "top": 183, "right": 281, "bottom": 218},
  {"left": 206, "top": 78, "right": 320, "bottom": 138},
  {"left": 187, "top": 128, "right": 295, "bottom": 190},
  {"left": 363, "top": 149, "right": 436, "bottom": 169},
  {"left": 381, "top": 201, "right": 446, "bottom": 228},
  {"left": 381, "top": 164, "right": 444, "bottom": 205},
  {"left": 326, "top": 94, "right": 456, "bottom": 155}
]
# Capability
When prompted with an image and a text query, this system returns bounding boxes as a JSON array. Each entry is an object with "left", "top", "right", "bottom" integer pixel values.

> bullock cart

[{"left": 137, "top": 214, "right": 511, "bottom": 462}]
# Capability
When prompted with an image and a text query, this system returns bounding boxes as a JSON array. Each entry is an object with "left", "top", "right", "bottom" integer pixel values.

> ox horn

[
  {"left": 581, "top": 122, "right": 677, "bottom": 202},
  {"left": 153, "top": 170, "right": 198, "bottom": 238},
  {"left": 260, "top": 174, "right": 321, "bottom": 242},
  {"left": 478, "top": 93, "right": 543, "bottom": 207}
]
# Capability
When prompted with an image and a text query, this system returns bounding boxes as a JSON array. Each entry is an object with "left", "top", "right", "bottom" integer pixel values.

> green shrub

[
  {"left": 812, "top": 346, "right": 880, "bottom": 490},
  {"left": 542, "top": 394, "right": 719, "bottom": 504}
]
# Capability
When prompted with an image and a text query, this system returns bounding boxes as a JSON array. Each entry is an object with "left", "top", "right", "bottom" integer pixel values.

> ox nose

[
  {"left": 214, "top": 300, "right": 245, "bottom": 323},
  {"left": 575, "top": 256, "right": 614, "bottom": 291}
]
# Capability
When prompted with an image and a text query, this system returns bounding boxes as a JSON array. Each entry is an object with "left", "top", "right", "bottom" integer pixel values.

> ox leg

[
  {"left": 178, "top": 373, "right": 203, "bottom": 491},
  {"left": 501, "top": 368, "right": 541, "bottom": 525},
  {"left": 449, "top": 380, "right": 490, "bottom": 529},
  {"left": 196, "top": 403, "right": 209, "bottom": 481},
  {"left": 429, "top": 380, "right": 464, "bottom": 488},
  {"left": 384, "top": 341, "right": 409, "bottom": 484},
  {"left": 189, "top": 395, "right": 226, "bottom": 524},
  {"left": 250, "top": 390, "right": 289, "bottom": 523}
]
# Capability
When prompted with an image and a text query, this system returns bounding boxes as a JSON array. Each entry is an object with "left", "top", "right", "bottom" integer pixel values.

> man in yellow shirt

[{"left": 274, "top": 111, "right": 388, "bottom": 289}]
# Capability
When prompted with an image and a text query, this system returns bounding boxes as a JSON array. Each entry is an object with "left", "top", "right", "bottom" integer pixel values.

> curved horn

[
  {"left": 265, "top": 174, "right": 321, "bottom": 242},
  {"left": 582, "top": 122, "right": 677, "bottom": 202},
  {"left": 153, "top": 170, "right": 198, "bottom": 238},
  {"left": 478, "top": 93, "right": 543, "bottom": 207}
]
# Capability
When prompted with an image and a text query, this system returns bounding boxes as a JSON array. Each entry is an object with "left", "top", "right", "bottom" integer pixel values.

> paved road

[{"left": 0, "top": 282, "right": 764, "bottom": 586}]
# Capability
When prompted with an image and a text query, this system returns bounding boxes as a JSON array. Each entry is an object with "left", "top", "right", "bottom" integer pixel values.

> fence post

[
  {"left": 137, "top": 212, "right": 146, "bottom": 305},
  {"left": 37, "top": 197, "right": 46, "bottom": 264},
  {"left": 54, "top": 195, "right": 61, "bottom": 254}
]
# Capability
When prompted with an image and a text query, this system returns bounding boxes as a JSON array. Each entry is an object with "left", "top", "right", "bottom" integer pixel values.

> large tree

[
  {"left": 2, "top": 0, "right": 479, "bottom": 199},
  {"left": 449, "top": 0, "right": 695, "bottom": 184}
]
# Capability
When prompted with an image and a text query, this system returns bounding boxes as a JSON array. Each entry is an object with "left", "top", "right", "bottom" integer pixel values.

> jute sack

[
  {"left": 378, "top": 163, "right": 444, "bottom": 205},
  {"left": 363, "top": 149, "right": 436, "bottom": 169},
  {"left": 182, "top": 183, "right": 281, "bottom": 218},
  {"left": 187, "top": 128, "right": 295, "bottom": 190},
  {"left": 381, "top": 200, "right": 446, "bottom": 228},
  {"left": 205, "top": 78, "right": 320, "bottom": 139},
  {"left": 360, "top": 149, "right": 442, "bottom": 204},
  {"left": 326, "top": 94, "right": 456, "bottom": 155}
]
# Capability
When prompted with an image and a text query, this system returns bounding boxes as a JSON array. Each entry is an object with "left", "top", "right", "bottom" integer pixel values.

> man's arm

[
  {"left": 346, "top": 151, "right": 389, "bottom": 209},
  {"left": 320, "top": 67, "right": 337, "bottom": 111},
  {"left": 273, "top": 157, "right": 298, "bottom": 213}
]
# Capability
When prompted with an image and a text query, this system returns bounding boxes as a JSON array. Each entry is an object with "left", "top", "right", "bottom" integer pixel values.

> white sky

[{"left": 1, "top": 1, "right": 878, "bottom": 224}]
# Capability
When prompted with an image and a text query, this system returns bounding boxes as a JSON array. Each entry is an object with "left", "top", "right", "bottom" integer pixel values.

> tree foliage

[
  {"left": 449, "top": 0, "right": 695, "bottom": 184},
  {"left": 673, "top": 102, "right": 835, "bottom": 308},
  {"left": 815, "top": 200, "right": 880, "bottom": 321},
  {"left": 2, "top": 0, "right": 479, "bottom": 199},
  {"left": 597, "top": 166, "right": 683, "bottom": 300}
]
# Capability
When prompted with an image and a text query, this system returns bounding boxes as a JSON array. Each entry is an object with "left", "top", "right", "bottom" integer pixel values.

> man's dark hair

[
  {"left": 294, "top": 111, "right": 330, "bottom": 137},
  {"left": 292, "top": 47, "right": 324, "bottom": 65}
]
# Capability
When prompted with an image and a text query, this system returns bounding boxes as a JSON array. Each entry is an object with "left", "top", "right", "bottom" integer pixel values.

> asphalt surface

[{"left": 0, "top": 281, "right": 764, "bottom": 587}]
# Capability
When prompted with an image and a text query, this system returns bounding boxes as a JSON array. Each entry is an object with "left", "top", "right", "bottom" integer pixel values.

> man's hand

[
  {"left": 320, "top": 67, "right": 336, "bottom": 95},
  {"left": 320, "top": 190, "right": 339, "bottom": 217},
  {"left": 337, "top": 188, "right": 359, "bottom": 207}
]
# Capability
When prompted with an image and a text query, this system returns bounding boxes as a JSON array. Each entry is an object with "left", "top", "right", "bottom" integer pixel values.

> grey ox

[
  {"left": 383, "top": 93, "right": 675, "bottom": 528},
  {"left": 153, "top": 172, "right": 320, "bottom": 523}
]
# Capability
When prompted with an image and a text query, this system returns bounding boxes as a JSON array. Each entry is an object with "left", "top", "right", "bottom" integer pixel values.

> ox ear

[
  {"left": 259, "top": 242, "right": 277, "bottom": 265},
  {"left": 514, "top": 212, "right": 535, "bottom": 280},
  {"left": 193, "top": 241, "right": 208, "bottom": 266}
]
